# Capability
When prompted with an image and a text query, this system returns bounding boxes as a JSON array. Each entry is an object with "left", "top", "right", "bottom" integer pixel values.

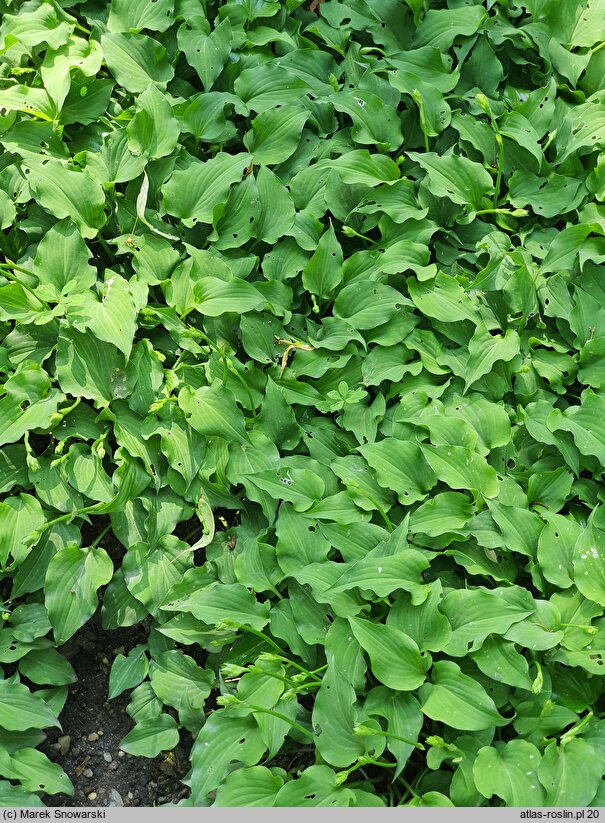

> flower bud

[
  {"left": 216, "top": 694, "right": 239, "bottom": 707},
  {"left": 476, "top": 93, "right": 492, "bottom": 116},
  {"left": 532, "top": 666, "right": 543, "bottom": 695},
  {"left": 220, "top": 664, "right": 248, "bottom": 679},
  {"left": 257, "top": 652, "right": 281, "bottom": 663}
]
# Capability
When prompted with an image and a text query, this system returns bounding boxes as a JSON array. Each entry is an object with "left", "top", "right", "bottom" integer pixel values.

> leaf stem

[
  {"left": 373, "top": 501, "right": 394, "bottom": 532},
  {"left": 493, "top": 131, "right": 504, "bottom": 208},
  {"left": 237, "top": 625, "right": 324, "bottom": 682},
  {"left": 250, "top": 667, "right": 316, "bottom": 690},
  {"left": 95, "top": 235, "right": 114, "bottom": 261},
  {"left": 245, "top": 703, "right": 315, "bottom": 738},
  {"left": 0, "top": 261, "right": 34, "bottom": 277},
  {"left": 398, "top": 775, "right": 419, "bottom": 800},
  {"left": 73, "top": 21, "right": 92, "bottom": 35},
  {"left": 90, "top": 523, "right": 112, "bottom": 550},
  {"left": 474, "top": 208, "right": 527, "bottom": 217},
  {"left": 411, "top": 90, "right": 430, "bottom": 152},
  {"left": 338, "top": 756, "right": 397, "bottom": 786},
  {"left": 355, "top": 724, "right": 424, "bottom": 750},
  {"left": 375, "top": 728, "right": 425, "bottom": 751}
]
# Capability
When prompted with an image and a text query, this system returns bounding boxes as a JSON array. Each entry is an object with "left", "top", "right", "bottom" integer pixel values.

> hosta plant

[{"left": 0, "top": 0, "right": 605, "bottom": 808}]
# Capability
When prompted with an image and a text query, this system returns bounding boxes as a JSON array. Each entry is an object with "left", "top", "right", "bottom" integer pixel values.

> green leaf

[
  {"left": 190, "top": 714, "right": 266, "bottom": 803},
  {"left": 538, "top": 740, "right": 603, "bottom": 806},
  {"left": 215, "top": 766, "right": 284, "bottom": 806},
  {"left": 388, "top": 582, "right": 452, "bottom": 654},
  {"left": 101, "top": 32, "right": 174, "bottom": 93},
  {"left": 56, "top": 328, "right": 131, "bottom": 407},
  {"left": 413, "top": 6, "right": 486, "bottom": 49},
  {"left": 474, "top": 740, "right": 544, "bottom": 806},
  {"left": 330, "top": 150, "right": 401, "bottom": 186},
  {"left": 419, "top": 661, "right": 509, "bottom": 731},
  {"left": 178, "top": 382, "right": 249, "bottom": 445},
  {"left": 487, "top": 501, "right": 544, "bottom": 558},
  {"left": 274, "top": 764, "right": 384, "bottom": 807},
  {"left": 441, "top": 586, "right": 536, "bottom": 657},
  {"left": 471, "top": 636, "right": 533, "bottom": 691},
  {"left": 33, "top": 219, "right": 96, "bottom": 302},
  {"left": 163, "top": 582, "right": 270, "bottom": 631},
  {"left": 348, "top": 617, "right": 427, "bottom": 691},
  {"left": 126, "top": 85, "right": 180, "bottom": 160},
  {"left": 0, "top": 748, "right": 73, "bottom": 796},
  {"left": 0, "top": 680, "right": 60, "bottom": 731},
  {"left": 178, "top": 17, "right": 232, "bottom": 91},
  {"left": 108, "top": 644, "right": 148, "bottom": 699},
  {"left": 149, "top": 650, "right": 212, "bottom": 727},
  {"left": 409, "top": 492, "right": 474, "bottom": 537},
  {"left": 107, "top": 0, "right": 176, "bottom": 32},
  {"left": 537, "top": 512, "right": 579, "bottom": 589},
  {"left": 407, "top": 273, "right": 480, "bottom": 324},
  {"left": 65, "top": 273, "right": 140, "bottom": 359},
  {"left": 548, "top": 391, "right": 605, "bottom": 465},
  {"left": 420, "top": 445, "right": 499, "bottom": 500},
  {"left": 330, "top": 91, "right": 403, "bottom": 153},
  {"left": 45, "top": 546, "right": 113, "bottom": 644},
  {"left": 192, "top": 276, "right": 264, "bottom": 316},
  {"left": 23, "top": 158, "right": 106, "bottom": 238},
  {"left": 333, "top": 282, "right": 406, "bottom": 330},
  {"left": 407, "top": 152, "right": 493, "bottom": 209},
  {"left": 358, "top": 440, "right": 436, "bottom": 504},
  {"left": 330, "top": 550, "right": 430, "bottom": 603},
  {"left": 313, "top": 664, "right": 366, "bottom": 768},
  {"left": 0, "top": 494, "right": 45, "bottom": 569},
  {"left": 572, "top": 510, "right": 605, "bottom": 606},
  {"left": 123, "top": 538, "right": 193, "bottom": 617},
  {"left": 244, "top": 467, "right": 324, "bottom": 512},
  {"left": 302, "top": 223, "right": 343, "bottom": 300},
  {"left": 162, "top": 152, "right": 251, "bottom": 227},
  {"left": 0, "top": 781, "right": 45, "bottom": 807},
  {"left": 18, "top": 648, "right": 77, "bottom": 687},
  {"left": 463, "top": 323, "right": 520, "bottom": 392},
  {"left": 245, "top": 105, "right": 309, "bottom": 165},
  {"left": 119, "top": 714, "right": 180, "bottom": 758}
]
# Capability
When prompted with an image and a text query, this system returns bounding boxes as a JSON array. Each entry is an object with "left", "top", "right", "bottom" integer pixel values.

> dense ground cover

[{"left": 0, "top": 0, "right": 605, "bottom": 808}]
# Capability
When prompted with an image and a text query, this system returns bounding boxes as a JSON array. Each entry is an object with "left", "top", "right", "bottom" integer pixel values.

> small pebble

[
  {"left": 101, "top": 657, "right": 109, "bottom": 665},
  {"left": 83, "top": 769, "right": 93, "bottom": 779},
  {"left": 97, "top": 730, "right": 104, "bottom": 736},
  {"left": 57, "top": 735, "right": 71, "bottom": 756},
  {"left": 118, "top": 750, "right": 125, "bottom": 758},
  {"left": 127, "top": 792, "right": 134, "bottom": 800},
  {"left": 87, "top": 792, "right": 97, "bottom": 801},
  {"left": 103, "top": 752, "right": 113, "bottom": 763},
  {"left": 108, "top": 789, "right": 123, "bottom": 807},
  {"left": 109, "top": 762, "right": 118, "bottom": 771},
  {"left": 87, "top": 733, "right": 98, "bottom": 742}
]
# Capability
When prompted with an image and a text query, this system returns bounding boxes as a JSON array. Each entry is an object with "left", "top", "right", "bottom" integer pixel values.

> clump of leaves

[{"left": 0, "top": 0, "right": 605, "bottom": 808}]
